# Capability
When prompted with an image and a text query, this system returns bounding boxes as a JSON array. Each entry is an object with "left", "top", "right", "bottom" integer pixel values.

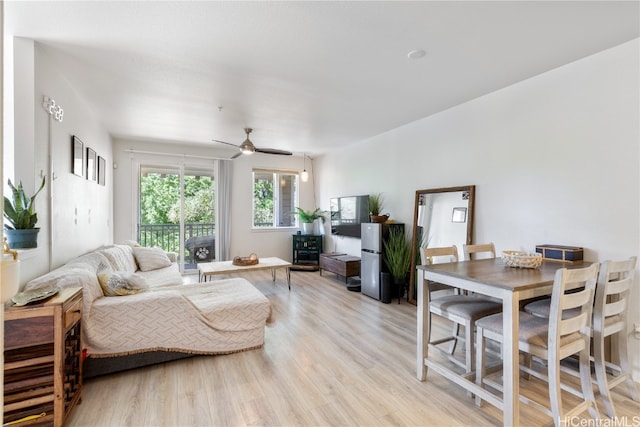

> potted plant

[
  {"left": 3, "top": 177, "right": 46, "bottom": 249},
  {"left": 293, "top": 207, "right": 327, "bottom": 235},
  {"left": 369, "top": 193, "right": 388, "bottom": 223},
  {"left": 383, "top": 227, "right": 412, "bottom": 296}
]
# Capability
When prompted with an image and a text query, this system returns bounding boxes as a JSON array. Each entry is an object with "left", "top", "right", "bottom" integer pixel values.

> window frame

[{"left": 251, "top": 168, "right": 299, "bottom": 230}]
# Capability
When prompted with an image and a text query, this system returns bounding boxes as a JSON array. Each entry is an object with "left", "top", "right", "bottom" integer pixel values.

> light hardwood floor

[{"left": 68, "top": 269, "right": 640, "bottom": 426}]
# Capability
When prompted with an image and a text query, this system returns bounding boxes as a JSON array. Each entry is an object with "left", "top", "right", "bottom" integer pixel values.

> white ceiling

[{"left": 5, "top": 1, "right": 639, "bottom": 156}]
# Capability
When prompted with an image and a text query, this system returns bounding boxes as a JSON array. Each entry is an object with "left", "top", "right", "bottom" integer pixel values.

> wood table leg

[
  {"left": 416, "top": 269, "right": 428, "bottom": 381},
  {"left": 502, "top": 293, "right": 520, "bottom": 426}
]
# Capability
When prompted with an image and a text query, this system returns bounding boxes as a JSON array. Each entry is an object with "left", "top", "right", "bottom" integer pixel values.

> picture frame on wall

[
  {"left": 452, "top": 207, "right": 467, "bottom": 223},
  {"left": 72, "top": 136, "right": 84, "bottom": 177},
  {"left": 98, "top": 156, "right": 106, "bottom": 186},
  {"left": 87, "top": 147, "right": 97, "bottom": 182}
]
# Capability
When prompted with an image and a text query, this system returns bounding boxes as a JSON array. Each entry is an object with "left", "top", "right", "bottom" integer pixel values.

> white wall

[
  {"left": 112, "top": 138, "right": 316, "bottom": 262},
  {"left": 4, "top": 39, "right": 113, "bottom": 285},
  {"left": 314, "top": 39, "right": 640, "bottom": 378}
]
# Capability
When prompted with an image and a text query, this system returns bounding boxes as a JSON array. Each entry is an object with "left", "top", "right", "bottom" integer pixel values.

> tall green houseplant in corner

[
  {"left": 3, "top": 177, "right": 46, "bottom": 249},
  {"left": 383, "top": 226, "right": 412, "bottom": 295}
]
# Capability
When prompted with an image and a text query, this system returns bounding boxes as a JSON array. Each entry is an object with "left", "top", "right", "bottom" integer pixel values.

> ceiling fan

[{"left": 213, "top": 128, "right": 292, "bottom": 159}]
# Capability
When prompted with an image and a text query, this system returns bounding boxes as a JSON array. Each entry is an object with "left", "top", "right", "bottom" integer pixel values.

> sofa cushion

[
  {"left": 139, "top": 263, "right": 184, "bottom": 288},
  {"left": 97, "top": 271, "right": 150, "bottom": 296},
  {"left": 133, "top": 246, "right": 172, "bottom": 272},
  {"left": 100, "top": 245, "right": 137, "bottom": 272}
]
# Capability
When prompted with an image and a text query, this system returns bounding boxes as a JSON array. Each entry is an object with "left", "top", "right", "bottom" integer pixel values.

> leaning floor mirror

[{"left": 407, "top": 185, "right": 475, "bottom": 304}]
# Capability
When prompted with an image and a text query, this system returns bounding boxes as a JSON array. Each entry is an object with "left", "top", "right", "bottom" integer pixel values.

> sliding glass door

[
  {"left": 181, "top": 166, "right": 215, "bottom": 269},
  {"left": 138, "top": 164, "right": 215, "bottom": 272}
]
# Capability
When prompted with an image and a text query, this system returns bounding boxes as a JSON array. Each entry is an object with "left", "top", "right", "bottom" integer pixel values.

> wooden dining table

[{"left": 416, "top": 258, "right": 586, "bottom": 426}]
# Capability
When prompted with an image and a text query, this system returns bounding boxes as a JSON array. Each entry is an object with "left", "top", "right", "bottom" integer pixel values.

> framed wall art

[
  {"left": 87, "top": 147, "right": 97, "bottom": 182},
  {"left": 72, "top": 136, "right": 84, "bottom": 177},
  {"left": 98, "top": 156, "right": 106, "bottom": 186},
  {"left": 452, "top": 207, "right": 467, "bottom": 223}
]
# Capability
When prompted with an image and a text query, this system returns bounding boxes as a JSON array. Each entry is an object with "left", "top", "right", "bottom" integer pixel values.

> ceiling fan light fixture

[
  {"left": 240, "top": 138, "right": 255, "bottom": 155},
  {"left": 213, "top": 127, "right": 292, "bottom": 158}
]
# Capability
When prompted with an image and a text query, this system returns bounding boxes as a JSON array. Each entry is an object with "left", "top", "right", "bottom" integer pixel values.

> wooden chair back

[
  {"left": 592, "top": 256, "right": 638, "bottom": 417},
  {"left": 421, "top": 246, "right": 458, "bottom": 294},
  {"left": 548, "top": 263, "right": 599, "bottom": 353},
  {"left": 593, "top": 256, "right": 636, "bottom": 334},
  {"left": 463, "top": 243, "right": 496, "bottom": 261},
  {"left": 421, "top": 245, "right": 458, "bottom": 265}
]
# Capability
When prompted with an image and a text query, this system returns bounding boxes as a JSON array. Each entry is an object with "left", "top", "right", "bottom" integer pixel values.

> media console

[{"left": 319, "top": 253, "right": 361, "bottom": 283}]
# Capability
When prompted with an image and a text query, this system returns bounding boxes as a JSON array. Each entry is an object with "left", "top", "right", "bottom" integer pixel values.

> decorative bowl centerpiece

[
  {"left": 232, "top": 253, "right": 259, "bottom": 266},
  {"left": 370, "top": 214, "right": 389, "bottom": 223},
  {"left": 502, "top": 250, "right": 542, "bottom": 269}
]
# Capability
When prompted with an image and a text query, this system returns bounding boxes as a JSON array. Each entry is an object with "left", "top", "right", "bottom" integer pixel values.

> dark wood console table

[{"left": 320, "top": 253, "right": 361, "bottom": 283}]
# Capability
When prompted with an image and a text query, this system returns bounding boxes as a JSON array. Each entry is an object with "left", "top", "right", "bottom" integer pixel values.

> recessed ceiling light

[{"left": 407, "top": 49, "right": 426, "bottom": 60}]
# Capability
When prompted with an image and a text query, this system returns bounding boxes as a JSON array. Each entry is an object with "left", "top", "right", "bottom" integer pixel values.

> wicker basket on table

[
  {"left": 502, "top": 250, "right": 542, "bottom": 269},
  {"left": 232, "top": 253, "right": 259, "bottom": 266}
]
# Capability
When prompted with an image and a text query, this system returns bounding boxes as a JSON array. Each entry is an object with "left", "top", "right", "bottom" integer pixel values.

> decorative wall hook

[{"left": 43, "top": 96, "right": 64, "bottom": 122}]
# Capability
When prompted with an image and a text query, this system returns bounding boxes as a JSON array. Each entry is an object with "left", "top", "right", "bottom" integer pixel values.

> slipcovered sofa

[{"left": 23, "top": 244, "right": 271, "bottom": 376}]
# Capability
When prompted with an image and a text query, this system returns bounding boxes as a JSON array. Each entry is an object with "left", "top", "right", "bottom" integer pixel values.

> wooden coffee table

[{"left": 198, "top": 257, "right": 292, "bottom": 290}]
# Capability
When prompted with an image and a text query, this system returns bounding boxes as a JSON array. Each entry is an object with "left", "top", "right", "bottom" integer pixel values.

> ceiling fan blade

[
  {"left": 230, "top": 151, "right": 243, "bottom": 159},
  {"left": 212, "top": 139, "right": 240, "bottom": 150},
  {"left": 255, "top": 147, "right": 293, "bottom": 156}
]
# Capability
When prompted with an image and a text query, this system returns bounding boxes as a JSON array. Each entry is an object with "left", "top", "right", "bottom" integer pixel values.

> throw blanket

[{"left": 85, "top": 278, "right": 271, "bottom": 357}]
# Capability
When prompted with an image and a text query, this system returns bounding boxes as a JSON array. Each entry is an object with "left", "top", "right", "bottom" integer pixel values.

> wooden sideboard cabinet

[
  {"left": 4, "top": 287, "right": 83, "bottom": 427},
  {"left": 292, "top": 234, "right": 323, "bottom": 271}
]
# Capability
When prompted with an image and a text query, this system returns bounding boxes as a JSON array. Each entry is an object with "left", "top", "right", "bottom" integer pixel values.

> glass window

[{"left": 252, "top": 169, "right": 298, "bottom": 228}]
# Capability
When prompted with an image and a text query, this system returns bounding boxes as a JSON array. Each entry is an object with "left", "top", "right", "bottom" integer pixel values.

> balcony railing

[{"left": 138, "top": 223, "right": 215, "bottom": 263}]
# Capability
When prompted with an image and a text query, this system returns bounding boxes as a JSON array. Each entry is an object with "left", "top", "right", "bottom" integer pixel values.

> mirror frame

[{"left": 407, "top": 185, "right": 475, "bottom": 305}]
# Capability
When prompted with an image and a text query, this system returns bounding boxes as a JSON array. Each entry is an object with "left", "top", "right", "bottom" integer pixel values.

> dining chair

[
  {"left": 475, "top": 263, "right": 601, "bottom": 426},
  {"left": 592, "top": 257, "right": 638, "bottom": 418},
  {"left": 423, "top": 245, "right": 502, "bottom": 374},
  {"left": 462, "top": 243, "right": 496, "bottom": 261},
  {"left": 523, "top": 257, "right": 639, "bottom": 419}
]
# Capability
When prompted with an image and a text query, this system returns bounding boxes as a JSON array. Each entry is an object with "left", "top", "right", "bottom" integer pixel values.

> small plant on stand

[
  {"left": 293, "top": 207, "right": 327, "bottom": 235},
  {"left": 369, "top": 193, "right": 388, "bottom": 223}
]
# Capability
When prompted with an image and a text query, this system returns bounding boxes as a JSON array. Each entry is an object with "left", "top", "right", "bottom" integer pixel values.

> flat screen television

[{"left": 330, "top": 195, "right": 369, "bottom": 238}]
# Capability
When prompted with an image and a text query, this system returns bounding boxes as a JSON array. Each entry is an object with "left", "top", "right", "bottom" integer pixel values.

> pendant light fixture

[{"left": 301, "top": 154, "right": 309, "bottom": 182}]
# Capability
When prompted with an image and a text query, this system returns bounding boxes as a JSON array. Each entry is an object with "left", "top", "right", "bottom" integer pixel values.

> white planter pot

[
  {"left": 313, "top": 218, "right": 325, "bottom": 235},
  {"left": 301, "top": 222, "right": 315, "bottom": 235}
]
